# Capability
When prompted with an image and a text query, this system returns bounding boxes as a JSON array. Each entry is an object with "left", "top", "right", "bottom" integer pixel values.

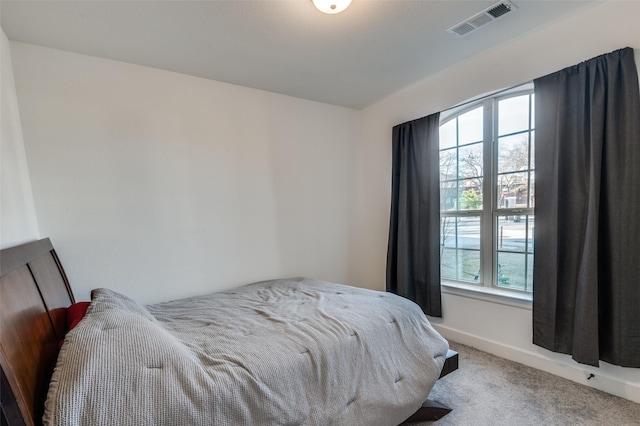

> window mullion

[{"left": 481, "top": 99, "right": 495, "bottom": 288}]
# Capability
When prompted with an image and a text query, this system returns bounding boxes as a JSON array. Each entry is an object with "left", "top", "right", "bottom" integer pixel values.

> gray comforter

[{"left": 44, "top": 278, "right": 448, "bottom": 426}]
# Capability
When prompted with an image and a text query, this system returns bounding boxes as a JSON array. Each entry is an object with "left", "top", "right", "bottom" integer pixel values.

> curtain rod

[{"left": 440, "top": 80, "right": 533, "bottom": 114}]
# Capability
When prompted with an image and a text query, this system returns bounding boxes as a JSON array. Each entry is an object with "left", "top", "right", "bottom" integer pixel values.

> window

[{"left": 439, "top": 86, "right": 535, "bottom": 293}]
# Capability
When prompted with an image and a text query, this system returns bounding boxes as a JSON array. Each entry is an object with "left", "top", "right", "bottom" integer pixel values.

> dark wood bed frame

[
  {"left": 0, "top": 238, "right": 456, "bottom": 426},
  {"left": 0, "top": 238, "right": 74, "bottom": 426}
]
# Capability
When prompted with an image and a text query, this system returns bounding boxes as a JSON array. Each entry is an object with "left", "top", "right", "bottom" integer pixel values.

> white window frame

[{"left": 439, "top": 84, "right": 534, "bottom": 304}]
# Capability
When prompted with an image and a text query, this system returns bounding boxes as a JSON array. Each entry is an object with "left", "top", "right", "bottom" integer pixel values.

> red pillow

[{"left": 67, "top": 302, "right": 90, "bottom": 331}]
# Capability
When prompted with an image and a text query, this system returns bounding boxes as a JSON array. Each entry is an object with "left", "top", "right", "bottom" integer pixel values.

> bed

[{"left": 0, "top": 238, "right": 456, "bottom": 426}]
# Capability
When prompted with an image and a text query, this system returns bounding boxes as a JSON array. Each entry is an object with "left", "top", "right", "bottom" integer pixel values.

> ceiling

[{"left": 0, "top": 0, "right": 598, "bottom": 109}]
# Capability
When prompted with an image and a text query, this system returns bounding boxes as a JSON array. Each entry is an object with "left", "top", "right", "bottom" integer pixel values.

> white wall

[
  {"left": 11, "top": 42, "right": 356, "bottom": 303},
  {"left": 0, "top": 26, "right": 39, "bottom": 248},
  {"left": 354, "top": 2, "right": 640, "bottom": 403}
]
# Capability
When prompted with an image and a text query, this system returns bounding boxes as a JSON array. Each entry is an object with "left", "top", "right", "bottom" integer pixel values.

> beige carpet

[{"left": 410, "top": 342, "right": 640, "bottom": 426}]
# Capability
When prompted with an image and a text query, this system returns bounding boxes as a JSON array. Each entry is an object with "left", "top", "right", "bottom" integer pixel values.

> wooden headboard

[{"left": 0, "top": 238, "right": 75, "bottom": 426}]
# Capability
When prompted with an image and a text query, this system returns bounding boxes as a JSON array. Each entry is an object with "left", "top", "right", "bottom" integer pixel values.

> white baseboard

[{"left": 433, "top": 324, "right": 640, "bottom": 404}]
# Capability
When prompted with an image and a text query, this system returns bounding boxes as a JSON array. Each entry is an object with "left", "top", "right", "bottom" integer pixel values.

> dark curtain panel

[
  {"left": 387, "top": 113, "right": 442, "bottom": 317},
  {"left": 533, "top": 47, "right": 640, "bottom": 367}
]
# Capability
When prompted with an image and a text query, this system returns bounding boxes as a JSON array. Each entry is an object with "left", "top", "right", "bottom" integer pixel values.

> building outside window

[{"left": 439, "top": 85, "right": 535, "bottom": 293}]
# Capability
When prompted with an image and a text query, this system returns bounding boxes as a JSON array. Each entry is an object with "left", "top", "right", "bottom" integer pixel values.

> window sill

[{"left": 441, "top": 280, "right": 532, "bottom": 310}]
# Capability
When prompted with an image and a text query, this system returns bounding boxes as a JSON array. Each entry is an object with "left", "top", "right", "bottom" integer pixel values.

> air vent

[
  {"left": 487, "top": 2, "right": 512, "bottom": 19},
  {"left": 450, "top": 22, "right": 476, "bottom": 37},
  {"left": 447, "top": 1, "right": 517, "bottom": 38}
]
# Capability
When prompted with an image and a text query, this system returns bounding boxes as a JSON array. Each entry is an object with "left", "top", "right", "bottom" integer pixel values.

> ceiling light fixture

[{"left": 312, "top": 0, "right": 352, "bottom": 14}]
